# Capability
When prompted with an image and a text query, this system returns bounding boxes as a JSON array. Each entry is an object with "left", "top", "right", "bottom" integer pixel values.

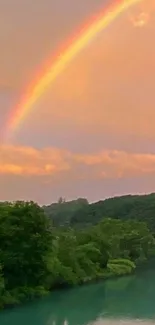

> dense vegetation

[
  {"left": 43, "top": 197, "right": 89, "bottom": 227},
  {"left": 44, "top": 194, "right": 155, "bottom": 231},
  {"left": 0, "top": 194, "right": 155, "bottom": 309}
]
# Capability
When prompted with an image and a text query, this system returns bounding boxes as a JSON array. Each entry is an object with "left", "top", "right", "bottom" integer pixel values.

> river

[{"left": 0, "top": 263, "right": 155, "bottom": 325}]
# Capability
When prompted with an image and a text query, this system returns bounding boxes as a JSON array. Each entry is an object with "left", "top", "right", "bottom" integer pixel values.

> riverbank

[
  {"left": 0, "top": 258, "right": 136, "bottom": 310},
  {"left": 2, "top": 255, "right": 154, "bottom": 311},
  {"left": 1, "top": 261, "right": 155, "bottom": 325},
  {"left": 0, "top": 258, "right": 138, "bottom": 310}
]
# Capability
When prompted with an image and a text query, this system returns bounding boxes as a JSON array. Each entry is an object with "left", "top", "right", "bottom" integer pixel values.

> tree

[
  {"left": 58, "top": 197, "right": 65, "bottom": 204},
  {"left": 0, "top": 201, "right": 52, "bottom": 290}
]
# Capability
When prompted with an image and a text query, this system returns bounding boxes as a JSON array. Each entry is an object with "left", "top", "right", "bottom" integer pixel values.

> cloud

[{"left": 1, "top": 145, "right": 155, "bottom": 180}]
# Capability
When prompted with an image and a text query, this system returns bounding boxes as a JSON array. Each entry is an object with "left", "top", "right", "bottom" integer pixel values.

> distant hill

[
  {"left": 43, "top": 198, "right": 89, "bottom": 227},
  {"left": 43, "top": 193, "right": 155, "bottom": 231}
]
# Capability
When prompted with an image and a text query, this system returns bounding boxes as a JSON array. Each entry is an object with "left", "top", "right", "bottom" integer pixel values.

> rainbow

[{"left": 7, "top": 0, "right": 142, "bottom": 135}]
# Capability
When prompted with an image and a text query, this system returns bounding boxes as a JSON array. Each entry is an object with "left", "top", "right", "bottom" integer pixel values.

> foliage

[
  {"left": 0, "top": 201, "right": 52, "bottom": 308},
  {"left": 43, "top": 194, "right": 155, "bottom": 231},
  {"left": 107, "top": 259, "right": 136, "bottom": 276},
  {"left": 70, "top": 194, "right": 155, "bottom": 231},
  {"left": 0, "top": 197, "right": 155, "bottom": 309}
]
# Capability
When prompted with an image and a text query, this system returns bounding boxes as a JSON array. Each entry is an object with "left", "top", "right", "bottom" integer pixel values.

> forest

[
  {"left": 0, "top": 193, "right": 155, "bottom": 309},
  {"left": 43, "top": 193, "right": 155, "bottom": 230}
]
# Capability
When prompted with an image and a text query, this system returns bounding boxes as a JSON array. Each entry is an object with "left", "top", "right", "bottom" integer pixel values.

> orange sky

[{"left": 0, "top": 0, "right": 155, "bottom": 203}]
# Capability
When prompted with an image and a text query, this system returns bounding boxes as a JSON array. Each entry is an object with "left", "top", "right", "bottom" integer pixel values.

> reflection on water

[
  {"left": 0, "top": 262, "right": 155, "bottom": 325},
  {"left": 91, "top": 320, "right": 155, "bottom": 325},
  {"left": 51, "top": 319, "right": 155, "bottom": 325}
]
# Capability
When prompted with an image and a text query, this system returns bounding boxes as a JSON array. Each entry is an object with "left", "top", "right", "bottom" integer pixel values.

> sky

[{"left": 0, "top": 0, "right": 155, "bottom": 204}]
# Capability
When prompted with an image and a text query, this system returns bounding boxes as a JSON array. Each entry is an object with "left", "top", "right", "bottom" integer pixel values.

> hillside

[
  {"left": 43, "top": 193, "right": 155, "bottom": 231},
  {"left": 43, "top": 198, "right": 88, "bottom": 226}
]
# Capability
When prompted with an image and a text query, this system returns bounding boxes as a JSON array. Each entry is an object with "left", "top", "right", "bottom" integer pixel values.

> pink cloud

[{"left": 1, "top": 145, "right": 155, "bottom": 180}]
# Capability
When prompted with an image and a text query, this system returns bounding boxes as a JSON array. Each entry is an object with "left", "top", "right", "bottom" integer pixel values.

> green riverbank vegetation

[{"left": 0, "top": 194, "right": 155, "bottom": 309}]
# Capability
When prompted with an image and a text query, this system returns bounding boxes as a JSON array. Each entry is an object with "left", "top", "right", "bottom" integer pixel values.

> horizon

[{"left": 1, "top": 190, "right": 155, "bottom": 207}]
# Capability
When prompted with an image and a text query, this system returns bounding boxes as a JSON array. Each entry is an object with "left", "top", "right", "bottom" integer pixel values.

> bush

[{"left": 107, "top": 258, "right": 136, "bottom": 276}]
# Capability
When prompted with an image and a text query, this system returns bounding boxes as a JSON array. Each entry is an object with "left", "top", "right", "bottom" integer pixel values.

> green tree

[{"left": 0, "top": 201, "right": 52, "bottom": 291}]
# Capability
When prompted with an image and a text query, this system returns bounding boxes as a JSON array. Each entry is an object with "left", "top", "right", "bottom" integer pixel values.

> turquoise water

[{"left": 0, "top": 264, "right": 155, "bottom": 325}]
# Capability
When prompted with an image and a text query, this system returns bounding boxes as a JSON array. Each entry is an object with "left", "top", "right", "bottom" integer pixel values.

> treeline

[
  {"left": 0, "top": 199, "right": 155, "bottom": 309},
  {"left": 43, "top": 194, "right": 155, "bottom": 231}
]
